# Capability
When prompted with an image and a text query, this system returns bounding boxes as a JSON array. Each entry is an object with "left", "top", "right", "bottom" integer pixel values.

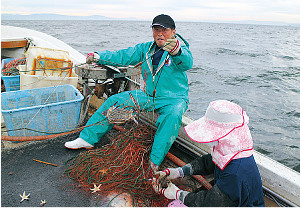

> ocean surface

[{"left": 2, "top": 20, "right": 300, "bottom": 172}]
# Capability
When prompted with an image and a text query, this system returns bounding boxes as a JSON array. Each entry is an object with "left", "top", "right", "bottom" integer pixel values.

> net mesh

[
  {"left": 2, "top": 57, "right": 26, "bottom": 76},
  {"left": 64, "top": 124, "right": 172, "bottom": 207}
]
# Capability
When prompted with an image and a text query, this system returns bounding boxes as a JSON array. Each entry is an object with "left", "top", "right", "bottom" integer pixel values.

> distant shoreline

[
  {"left": 2, "top": 13, "right": 299, "bottom": 27},
  {"left": 2, "top": 19, "right": 299, "bottom": 28}
]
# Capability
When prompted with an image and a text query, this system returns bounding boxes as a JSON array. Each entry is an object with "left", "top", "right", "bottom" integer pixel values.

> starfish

[
  {"left": 19, "top": 191, "right": 30, "bottom": 202},
  {"left": 90, "top": 183, "right": 102, "bottom": 193},
  {"left": 99, "top": 169, "right": 108, "bottom": 175},
  {"left": 40, "top": 200, "right": 46, "bottom": 206}
]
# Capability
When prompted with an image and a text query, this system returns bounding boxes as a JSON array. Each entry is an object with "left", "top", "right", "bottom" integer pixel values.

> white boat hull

[{"left": 1, "top": 25, "right": 85, "bottom": 65}]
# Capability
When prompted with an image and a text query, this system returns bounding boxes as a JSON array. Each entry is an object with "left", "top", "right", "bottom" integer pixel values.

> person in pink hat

[{"left": 154, "top": 100, "right": 265, "bottom": 207}]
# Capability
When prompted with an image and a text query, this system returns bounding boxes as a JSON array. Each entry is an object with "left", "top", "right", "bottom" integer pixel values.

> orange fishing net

[
  {"left": 64, "top": 124, "right": 171, "bottom": 206},
  {"left": 2, "top": 57, "right": 26, "bottom": 76}
]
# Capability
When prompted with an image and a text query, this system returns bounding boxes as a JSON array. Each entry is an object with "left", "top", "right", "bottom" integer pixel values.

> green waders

[{"left": 79, "top": 89, "right": 188, "bottom": 166}]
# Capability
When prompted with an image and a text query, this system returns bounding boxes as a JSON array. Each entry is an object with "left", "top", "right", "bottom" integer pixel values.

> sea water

[{"left": 2, "top": 20, "right": 299, "bottom": 172}]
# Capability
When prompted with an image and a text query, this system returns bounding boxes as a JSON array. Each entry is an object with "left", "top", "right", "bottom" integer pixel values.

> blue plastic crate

[
  {"left": 1, "top": 84, "right": 84, "bottom": 137},
  {"left": 1, "top": 58, "right": 20, "bottom": 91}
]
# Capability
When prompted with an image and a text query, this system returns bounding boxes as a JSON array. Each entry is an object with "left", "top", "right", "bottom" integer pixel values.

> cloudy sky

[{"left": 2, "top": 0, "right": 300, "bottom": 24}]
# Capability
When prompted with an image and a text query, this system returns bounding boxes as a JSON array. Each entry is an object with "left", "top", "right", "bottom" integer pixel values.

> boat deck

[
  {"left": 1, "top": 126, "right": 280, "bottom": 207},
  {"left": 1, "top": 128, "right": 141, "bottom": 207},
  {"left": 1, "top": 126, "right": 203, "bottom": 207}
]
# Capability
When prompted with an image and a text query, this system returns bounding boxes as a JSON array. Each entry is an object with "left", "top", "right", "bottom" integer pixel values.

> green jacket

[{"left": 96, "top": 34, "right": 193, "bottom": 101}]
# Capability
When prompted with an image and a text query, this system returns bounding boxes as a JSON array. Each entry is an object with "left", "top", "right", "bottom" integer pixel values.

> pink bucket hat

[{"left": 184, "top": 100, "right": 253, "bottom": 170}]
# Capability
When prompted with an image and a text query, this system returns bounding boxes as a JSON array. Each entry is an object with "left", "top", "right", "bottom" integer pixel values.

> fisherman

[
  {"left": 154, "top": 100, "right": 265, "bottom": 207},
  {"left": 65, "top": 14, "right": 193, "bottom": 172}
]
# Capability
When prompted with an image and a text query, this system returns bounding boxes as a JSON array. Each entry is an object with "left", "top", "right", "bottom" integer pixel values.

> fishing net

[
  {"left": 2, "top": 57, "right": 26, "bottom": 76},
  {"left": 64, "top": 124, "right": 172, "bottom": 207}
]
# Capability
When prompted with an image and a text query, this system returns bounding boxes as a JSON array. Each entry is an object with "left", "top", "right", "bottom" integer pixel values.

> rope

[
  {"left": 1, "top": 118, "right": 107, "bottom": 141},
  {"left": 1, "top": 127, "right": 82, "bottom": 141},
  {"left": 166, "top": 152, "right": 212, "bottom": 190}
]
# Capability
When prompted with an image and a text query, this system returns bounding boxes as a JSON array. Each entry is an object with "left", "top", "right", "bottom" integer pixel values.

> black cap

[{"left": 151, "top": 14, "right": 175, "bottom": 29}]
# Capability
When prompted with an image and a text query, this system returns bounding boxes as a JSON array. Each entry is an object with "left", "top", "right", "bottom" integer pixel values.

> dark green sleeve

[{"left": 182, "top": 154, "right": 215, "bottom": 176}]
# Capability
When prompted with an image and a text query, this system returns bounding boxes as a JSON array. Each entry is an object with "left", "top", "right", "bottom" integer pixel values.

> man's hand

[
  {"left": 155, "top": 167, "right": 183, "bottom": 180},
  {"left": 160, "top": 182, "right": 182, "bottom": 200},
  {"left": 86, "top": 53, "right": 99, "bottom": 64},
  {"left": 163, "top": 36, "right": 180, "bottom": 56},
  {"left": 150, "top": 160, "right": 159, "bottom": 172}
]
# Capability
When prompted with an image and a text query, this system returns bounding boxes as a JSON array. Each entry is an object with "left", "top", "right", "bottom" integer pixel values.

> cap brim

[
  {"left": 184, "top": 117, "right": 236, "bottom": 143},
  {"left": 151, "top": 23, "right": 169, "bottom": 29}
]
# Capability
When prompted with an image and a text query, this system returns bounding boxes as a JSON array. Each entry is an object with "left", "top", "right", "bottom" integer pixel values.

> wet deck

[
  {"left": 1, "top": 123, "right": 197, "bottom": 207},
  {"left": 1, "top": 131, "right": 126, "bottom": 207}
]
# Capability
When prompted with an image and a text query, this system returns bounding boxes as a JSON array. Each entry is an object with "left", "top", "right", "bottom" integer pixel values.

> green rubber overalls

[{"left": 79, "top": 34, "right": 193, "bottom": 165}]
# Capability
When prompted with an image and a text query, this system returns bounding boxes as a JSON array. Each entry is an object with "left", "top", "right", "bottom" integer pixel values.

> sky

[{"left": 2, "top": 0, "right": 300, "bottom": 24}]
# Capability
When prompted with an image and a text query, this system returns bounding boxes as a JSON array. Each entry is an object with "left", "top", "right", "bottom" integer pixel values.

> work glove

[
  {"left": 160, "top": 182, "right": 182, "bottom": 200},
  {"left": 160, "top": 182, "right": 190, "bottom": 202},
  {"left": 163, "top": 36, "right": 181, "bottom": 56},
  {"left": 86, "top": 52, "right": 100, "bottom": 64},
  {"left": 155, "top": 167, "right": 184, "bottom": 180}
]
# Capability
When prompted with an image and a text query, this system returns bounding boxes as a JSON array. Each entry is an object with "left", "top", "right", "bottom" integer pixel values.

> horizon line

[{"left": 2, "top": 13, "right": 300, "bottom": 26}]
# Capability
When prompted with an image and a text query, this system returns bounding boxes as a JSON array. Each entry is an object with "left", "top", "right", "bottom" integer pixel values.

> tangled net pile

[
  {"left": 64, "top": 124, "right": 171, "bottom": 207},
  {"left": 2, "top": 57, "right": 26, "bottom": 76}
]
